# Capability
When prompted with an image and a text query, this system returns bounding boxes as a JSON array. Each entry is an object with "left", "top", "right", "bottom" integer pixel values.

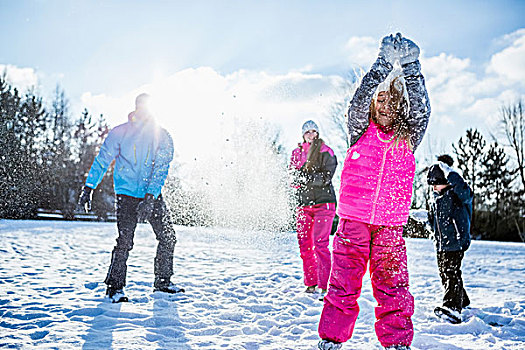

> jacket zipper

[
  {"left": 436, "top": 213, "right": 443, "bottom": 250},
  {"left": 144, "top": 145, "right": 150, "bottom": 165},
  {"left": 452, "top": 219, "right": 460, "bottom": 241},
  {"left": 434, "top": 200, "right": 443, "bottom": 251}
]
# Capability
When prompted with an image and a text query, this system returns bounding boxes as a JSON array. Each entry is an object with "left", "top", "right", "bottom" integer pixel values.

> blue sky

[{"left": 1, "top": 0, "right": 524, "bottom": 164}]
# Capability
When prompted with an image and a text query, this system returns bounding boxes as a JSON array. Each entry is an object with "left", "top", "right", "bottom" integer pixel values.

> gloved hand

[
  {"left": 396, "top": 33, "right": 420, "bottom": 66},
  {"left": 137, "top": 193, "right": 155, "bottom": 222},
  {"left": 378, "top": 34, "right": 397, "bottom": 65},
  {"left": 438, "top": 161, "right": 455, "bottom": 179},
  {"left": 78, "top": 186, "right": 93, "bottom": 213}
]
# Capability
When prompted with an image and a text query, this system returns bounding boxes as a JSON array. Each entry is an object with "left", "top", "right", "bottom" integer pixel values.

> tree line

[
  {"left": 0, "top": 76, "right": 114, "bottom": 220},
  {"left": 0, "top": 76, "right": 293, "bottom": 230},
  {"left": 409, "top": 113, "right": 524, "bottom": 242},
  {"left": 0, "top": 75, "right": 523, "bottom": 241}
]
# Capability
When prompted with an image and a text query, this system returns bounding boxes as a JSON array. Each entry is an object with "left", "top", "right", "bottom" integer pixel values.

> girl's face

[
  {"left": 303, "top": 130, "right": 318, "bottom": 143},
  {"left": 374, "top": 91, "right": 395, "bottom": 127}
]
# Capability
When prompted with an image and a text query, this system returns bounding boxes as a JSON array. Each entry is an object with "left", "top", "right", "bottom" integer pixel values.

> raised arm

[
  {"left": 448, "top": 172, "right": 473, "bottom": 205},
  {"left": 403, "top": 61, "right": 430, "bottom": 151},
  {"left": 347, "top": 36, "right": 396, "bottom": 146},
  {"left": 398, "top": 36, "right": 431, "bottom": 151},
  {"left": 438, "top": 162, "right": 473, "bottom": 205}
]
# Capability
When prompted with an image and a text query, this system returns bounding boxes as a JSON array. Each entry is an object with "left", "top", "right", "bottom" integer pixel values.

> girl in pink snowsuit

[
  {"left": 290, "top": 120, "right": 337, "bottom": 298},
  {"left": 318, "top": 33, "right": 430, "bottom": 350}
]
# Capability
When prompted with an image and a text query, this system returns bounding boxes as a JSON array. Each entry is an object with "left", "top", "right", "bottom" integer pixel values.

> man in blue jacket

[
  {"left": 78, "top": 93, "right": 183, "bottom": 303},
  {"left": 427, "top": 154, "right": 473, "bottom": 324}
]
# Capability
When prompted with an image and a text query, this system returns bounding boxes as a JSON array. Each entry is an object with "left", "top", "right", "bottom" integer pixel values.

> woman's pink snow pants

[
  {"left": 318, "top": 219, "right": 414, "bottom": 347},
  {"left": 296, "top": 203, "right": 336, "bottom": 290}
]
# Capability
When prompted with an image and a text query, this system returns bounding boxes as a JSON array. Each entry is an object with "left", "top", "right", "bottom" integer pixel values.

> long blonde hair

[
  {"left": 370, "top": 76, "right": 412, "bottom": 149},
  {"left": 304, "top": 138, "right": 324, "bottom": 172}
]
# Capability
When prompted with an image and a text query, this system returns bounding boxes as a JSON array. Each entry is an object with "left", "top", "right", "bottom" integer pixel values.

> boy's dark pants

[
  {"left": 105, "top": 194, "right": 177, "bottom": 290},
  {"left": 437, "top": 251, "right": 470, "bottom": 311}
]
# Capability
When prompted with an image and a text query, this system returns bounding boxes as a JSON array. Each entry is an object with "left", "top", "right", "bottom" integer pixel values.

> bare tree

[
  {"left": 500, "top": 100, "right": 525, "bottom": 191},
  {"left": 327, "top": 71, "right": 362, "bottom": 151}
]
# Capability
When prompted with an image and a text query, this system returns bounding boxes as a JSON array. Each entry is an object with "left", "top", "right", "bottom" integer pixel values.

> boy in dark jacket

[{"left": 427, "top": 155, "right": 473, "bottom": 324}]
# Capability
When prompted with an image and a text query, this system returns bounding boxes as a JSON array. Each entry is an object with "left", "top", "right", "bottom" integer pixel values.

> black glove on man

[
  {"left": 137, "top": 193, "right": 156, "bottom": 222},
  {"left": 78, "top": 186, "right": 93, "bottom": 213}
]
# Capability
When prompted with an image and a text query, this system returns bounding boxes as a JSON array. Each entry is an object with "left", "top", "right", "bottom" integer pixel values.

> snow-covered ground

[{"left": 0, "top": 220, "right": 524, "bottom": 349}]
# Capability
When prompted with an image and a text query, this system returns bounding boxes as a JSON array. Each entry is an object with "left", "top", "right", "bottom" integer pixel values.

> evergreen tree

[
  {"left": 453, "top": 128, "right": 486, "bottom": 193},
  {"left": 43, "top": 86, "right": 75, "bottom": 217},
  {"left": 0, "top": 77, "right": 116, "bottom": 221},
  {"left": 0, "top": 76, "right": 23, "bottom": 218},
  {"left": 452, "top": 128, "right": 486, "bottom": 235},
  {"left": 478, "top": 142, "right": 516, "bottom": 239},
  {"left": 0, "top": 83, "right": 47, "bottom": 218},
  {"left": 90, "top": 114, "right": 114, "bottom": 220},
  {"left": 17, "top": 90, "right": 48, "bottom": 216},
  {"left": 73, "top": 109, "right": 113, "bottom": 219}
]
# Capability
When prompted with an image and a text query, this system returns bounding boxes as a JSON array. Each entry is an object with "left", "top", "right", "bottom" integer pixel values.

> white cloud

[
  {"left": 81, "top": 67, "right": 346, "bottom": 164},
  {"left": 487, "top": 28, "right": 525, "bottom": 83},
  {"left": 0, "top": 64, "right": 39, "bottom": 91},
  {"left": 422, "top": 53, "right": 478, "bottom": 113},
  {"left": 344, "top": 36, "right": 378, "bottom": 68},
  {"left": 419, "top": 29, "right": 525, "bottom": 149},
  {"left": 80, "top": 29, "right": 525, "bottom": 165}
]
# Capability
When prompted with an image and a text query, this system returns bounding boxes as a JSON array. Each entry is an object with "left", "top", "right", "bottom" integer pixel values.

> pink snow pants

[
  {"left": 296, "top": 203, "right": 336, "bottom": 290},
  {"left": 318, "top": 219, "right": 414, "bottom": 347}
]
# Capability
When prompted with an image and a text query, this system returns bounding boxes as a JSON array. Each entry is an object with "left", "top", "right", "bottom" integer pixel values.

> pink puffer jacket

[{"left": 337, "top": 121, "right": 415, "bottom": 226}]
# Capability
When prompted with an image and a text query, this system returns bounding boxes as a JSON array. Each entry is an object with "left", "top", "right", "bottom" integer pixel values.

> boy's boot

[
  {"left": 154, "top": 277, "right": 185, "bottom": 294},
  {"left": 106, "top": 286, "right": 128, "bottom": 303},
  {"left": 434, "top": 306, "right": 461, "bottom": 324}
]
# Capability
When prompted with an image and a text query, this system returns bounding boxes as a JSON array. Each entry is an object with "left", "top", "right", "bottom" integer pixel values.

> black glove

[
  {"left": 137, "top": 193, "right": 155, "bottom": 222},
  {"left": 78, "top": 186, "right": 93, "bottom": 213}
]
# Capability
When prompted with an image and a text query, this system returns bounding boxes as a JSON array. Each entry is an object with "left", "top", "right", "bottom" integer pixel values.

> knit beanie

[
  {"left": 302, "top": 120, "right": 319, "bottom": 135},
  {"left": 427, "top": 164, "right": 448, "bottom": 185}
]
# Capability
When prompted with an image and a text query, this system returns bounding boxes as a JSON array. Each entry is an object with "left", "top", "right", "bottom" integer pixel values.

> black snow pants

[
  {"left": 436, "top": 251, "right": 470, "bottom": 312},
  {"left": 104, "top": 194, "right": 177, "bottom": 290}
]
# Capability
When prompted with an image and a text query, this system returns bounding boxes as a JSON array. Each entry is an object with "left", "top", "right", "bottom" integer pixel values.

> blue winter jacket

[
  {"left": 428, "top": 172, "right": 473, "bottom": 252},
  {"left": 85, "top": 114, "right": 173, "bottom": 199}
]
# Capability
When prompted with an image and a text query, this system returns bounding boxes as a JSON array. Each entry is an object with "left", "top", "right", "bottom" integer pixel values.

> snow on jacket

[
  {"left": 85, "top": 113, "right": 174, "bottom": 199},
  {"left": 428, "top": 171, "right": 473, "bottom": 252},
  {"left": 337, "top": 57, "right": 430, "bottom": 226},
  {"left": 290, "top": 142, "right": 337, "bottom": 206}
]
